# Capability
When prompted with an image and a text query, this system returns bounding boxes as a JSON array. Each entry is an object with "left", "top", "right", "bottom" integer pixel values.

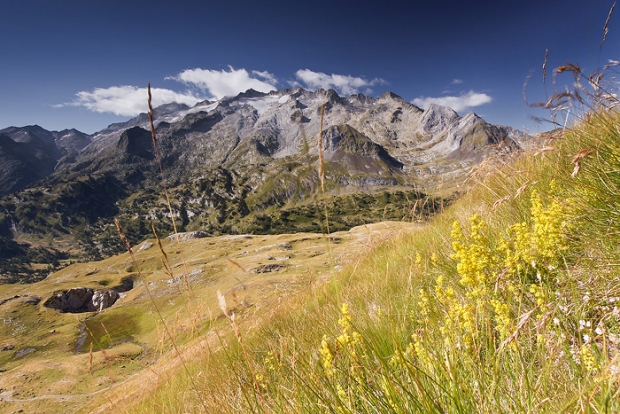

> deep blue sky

[{"left": 1, "top": 0, "right": 617, "bottom": 134}]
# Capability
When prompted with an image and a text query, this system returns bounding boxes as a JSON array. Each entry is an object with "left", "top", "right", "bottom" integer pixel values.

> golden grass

[{"left": 0, "top": 218, "right": 413, "bottom": 413}]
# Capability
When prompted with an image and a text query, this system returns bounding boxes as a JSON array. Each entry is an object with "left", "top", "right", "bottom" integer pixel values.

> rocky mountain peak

[
  {"left": 420, "top": 103, "right": 459, "bottom": 132},
  {"left": 0, "top": 131, "right": 60, "bottom": 195},
  {"left": 237, "top": 89, "right": 269, "bottom": 99},
  {"left": 116, "top": 126, "right": 154, "bottom": 159},
  {"left": 153, "top": 102, "right": 190, "bottom": 114},
  {"left": 322, "top": 124, "right": 396, "bottom": 158},
  {"left": 378, "top": 91, "right": 405, "bottom": 103},
  {"left": 268, "top": 87, "right": 303, "bottom": 99},
  {"left": 0, "top": 125, "right": 57, "bottom": 149},
  {"left": 52, "top": 128, "right": 92, "bottom": 153},
  {"left": 347, "top": 93, "right": 374, "bottom": 105},
  {"left": 311, "top": 88, "right": 342, "bottom": 104}
]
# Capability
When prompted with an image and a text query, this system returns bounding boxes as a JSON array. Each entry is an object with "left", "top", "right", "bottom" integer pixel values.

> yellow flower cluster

[
  {"left": 499, "top": 184, "right": 570, "bottom": 283},
  {"left": 580, "top": 343, "right": 598, "bottom": 373},
  {"left": 490, "top": 298, "right": 513, "bottom": 341},
  {"left": 319, "top": 304, "right": 362, "bottom": 381},
  {"left": 415, "top": 251, "right": 423, "bottom": 265},
  {"left": 320, "top": 335, "right": 335, "bottom": 377},
  {"left": 405, "top": 332, "right": 432, "bottom": 368},
  {"left": 444, "top": 214, "right": 505, "bottom": 348},
  {"left": 529, "top": 283, "right": 547, "bottom": 315},
  {"left": 317, "top": 303, "right": 368, "bottom": 412},
  {"left": 416, "top": 288, "right": 430, "bottom": 325},
  {"left": 451, "top": 215, "right": 495, "bottom": 300},
  {"left": 263, "top": 351, "right": 279, "bottom": 374},
  {"left": 419, "top": 183, "right": 571, "bottom": 356},
  {"left": 337, "top": 303, "right": 362, "bottom": 353}
]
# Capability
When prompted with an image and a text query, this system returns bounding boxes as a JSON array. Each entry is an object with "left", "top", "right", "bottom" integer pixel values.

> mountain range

[{"left": 0, "top": 87, "right": 528, "bottom": 283}]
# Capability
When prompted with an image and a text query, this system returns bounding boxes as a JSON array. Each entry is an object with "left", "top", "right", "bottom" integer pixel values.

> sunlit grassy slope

[
  {"left": 0, "top": 219, "right": 416, "bottom": 413},
  {"left": 105, "top": 108, "right": 620, "bottom": 413}
]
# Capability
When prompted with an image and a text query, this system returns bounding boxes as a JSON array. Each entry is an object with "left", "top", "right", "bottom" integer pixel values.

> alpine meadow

[{"left": 1, "top": 3, "right": 620, "bottom": 414}]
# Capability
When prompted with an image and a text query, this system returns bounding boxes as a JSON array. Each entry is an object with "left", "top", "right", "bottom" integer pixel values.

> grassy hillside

[
  {"left": 83, "top": 107, "right": 620, "bottom": 413},
  {"left": 0, "top": 220, "right": 417, "bottom": 413}
]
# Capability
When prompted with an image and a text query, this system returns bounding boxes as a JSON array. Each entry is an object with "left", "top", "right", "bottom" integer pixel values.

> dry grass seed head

[{"left": 571, "top": 149, "right": 598, "bottom": 177}]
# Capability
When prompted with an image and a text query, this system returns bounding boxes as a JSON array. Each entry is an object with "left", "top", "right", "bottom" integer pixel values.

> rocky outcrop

[
  {"left": 44, "top": 287, "right": 119, "bottom": 313},
  {"left": 167, "top": 230, "right": 210, "bottom": 241},
  {"left": 43, "top": 278, "right": 133, "bottom": 313},
  {"left": 90, "top": 290, "right": 120, "bottom": 311},
  {"left": 116, "top": 126, "right": 154, "bottom": 159},
  {"left": 254, "top": 263, "right": 286, "bottom": 273},
  {"left": 320, "top": 124, "right": 405, "bottom": 174},
  {"left": 322, "top": 124, "right": 403, "bottom": 168}
]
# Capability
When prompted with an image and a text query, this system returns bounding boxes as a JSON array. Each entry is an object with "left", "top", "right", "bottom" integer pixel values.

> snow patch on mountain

[{"left": 242, "top": 96, "right": 280, "bottom": 115}]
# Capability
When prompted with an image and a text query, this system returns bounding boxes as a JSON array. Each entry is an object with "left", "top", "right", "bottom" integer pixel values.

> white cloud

[
  {"left": 452, "top": 79, "right": 463, "bottom": 85},
  {"left": 294, "top": 69, "right": 386, "bottom": 96},
  {"left": 60, "top": 66, "right": 279, "bottom": 116},
  {"left": 412, "top": 90, "right": 492, "bottom": 113},
  {"left": 169, "top": 67, "right": 277, "bottom": 99},
  {"left": 252, "top": 70, "right": 278, "bottom": 85},
  {"left": 64, "top": 86, "right": 202, "bottom": 117}
]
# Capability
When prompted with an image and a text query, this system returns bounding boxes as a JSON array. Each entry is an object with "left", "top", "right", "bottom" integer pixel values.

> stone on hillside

[
  {"left": 23, "top": 296, "right": 41, "bottom": 305},
  {"left": 167, "top": 231, "right": 210, "bottom": 241},
  {"left": 254, "top": 263, "right": 286, "bottom": 273},
  {"left": 14, "top": 348, "right": 36, "bottom": 359},
  {"left": 138, "top": 242, "right": 153, "bottom": 252}
]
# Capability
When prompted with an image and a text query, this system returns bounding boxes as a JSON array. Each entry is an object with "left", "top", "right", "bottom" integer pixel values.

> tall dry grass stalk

[
  {"left": 317, "top": 102, "right": 331, "bottom": 236},
  {"left": 528, "top": 3, "right": 619, "bottom": 128},
  {"left": 147, "top": 83, "right": 194, "bottom": 299},
  {"left": 601, "top": 2, "right": 616, "bottom": 53},
  {"left": 216, "top": 289, "right": 267, "bottom": 409}
]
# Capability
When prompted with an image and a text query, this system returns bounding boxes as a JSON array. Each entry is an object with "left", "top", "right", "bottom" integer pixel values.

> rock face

[
  {"left": 43, "top": 278, "right": 133, "bottom": 313},
  {"left": 44, "top": 287, "right": 119, "bottom": 313},
  {"left": 322, "top": 124, "right": 404, "bottom": 172},
  {"left": 90, "top": 290, "right": 121, "bottom": 312},
  {"left": 115, "top": 126, "right": 155, "bottom": 160}
]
